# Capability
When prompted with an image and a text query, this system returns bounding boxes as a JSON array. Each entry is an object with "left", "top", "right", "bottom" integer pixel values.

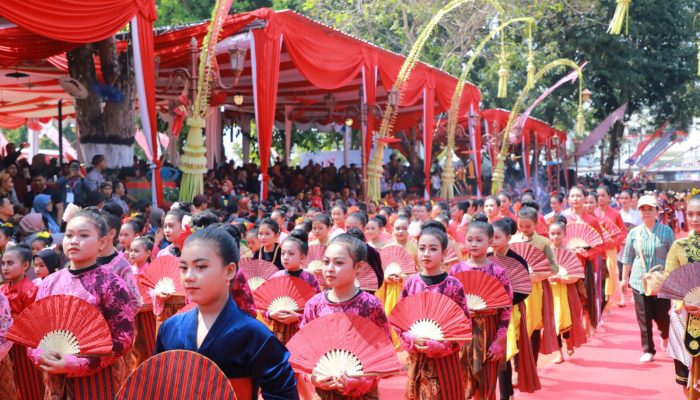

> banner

[
  {"left": 626, "top": 120, "right": 667, "bottom": 165},
  {"left": 575, "top": 103, "right": 627, "bottom": 157},
  {"left": 636, "top": 129, "right": 675, "bottom": 168}
]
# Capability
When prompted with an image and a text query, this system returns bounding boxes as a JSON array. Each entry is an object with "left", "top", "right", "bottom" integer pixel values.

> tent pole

[{"left": 58, "top": 99, "right": 63, "bottom": 167}]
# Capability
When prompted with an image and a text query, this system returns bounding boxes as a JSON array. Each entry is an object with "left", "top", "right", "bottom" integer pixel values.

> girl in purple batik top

[
  {"left": 28, "top": 209, "right": 135, "bottom": 399},
  {"left": 397, "top": 221, "right": 469, "bottom": 400},
  {"left": 267, "top": 229, "right": 320, "bottom": 343},
  {"left": 450, "top": 216, "right": 512, "bottom": 400},
  {"left": 301, "top": 233, "right": 390, "bottom": 399}
]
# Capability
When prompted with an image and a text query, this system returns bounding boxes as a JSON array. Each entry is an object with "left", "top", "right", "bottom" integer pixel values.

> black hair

[
  {"left": 456, "top": 201, "right": 469, "bottom": 213},
  {"left": 596, "top": 185, "right": 611, "bottom": 196},
  {"left": 0, "top": 223, "right": 14, "bottom": 240},
  {"left": 178, "top": 201, "right": 194, "bottom": 212},
  {"left": 419, "top": 226, "right": 448, "bottom": 250},
  {"left": 131, "top": 236, "right": 154, "bottom": 252},
  {"left": 497, "top": 191, "right": 513, "bottom": 202},
  {"left": 91, "top": 154, "right": 105, "bottom": 166},
  {"left": 31, "top": 233, "right": 53, "bottom": 247},
  {"left": 473, "top": 199, "right": 485, "bottom": 208},
  {"left": 485, "top": 195, "right": 501, "bottom": 207},
  {"left": 102, "top": 201, "right": 124, "bottom": 219},
  {"left": 331, "top": 204, "right": 348, "bottom": 214},
  {"left": 374, "top": 214, "right": 387, "bottom": 228},
  {"left": 398, "top": 206, "right": 412, "bottom": 219},
  {"left": 569, "top": 186, "right": 588, "bottom": 197},
  {"left": 191, "top": 210, "right": 219, "bottom": 228},
  {"left": 368, "top": 216, "right": 385, "bottom": 228},
  {"left": 185, "top": 226, "right": 240, "bottom": 265},
  {"left": 521, "top": 200, "right": 540, "bottom": 212},
  {"left": 434, "top": 213, "right": 450, "bottom": 226},
  {"left": 165, "top": 208, "right": 188, "bottom": 223},
  {"left": 312, "top": 213, "right": 333, "bottom": 227},
  {"left": 517, "top": 206, "right": 538, "bottom": 222},
  {"left": 100, "top": 209, "right": 122, "bottom": 238},
  {"left": 394, "top": 214, "right": 410, "bottom": 225},
  {"left": 259, "top": 218, "right": 280, "bottom": 235},
  {"left": 6, "top": 243, "right": 33, "bottom": 264},
  {"left": 550, "top": 192, "right": 565, "bottom": 203},
  {"left": 345, "top": 227, "right": 367, "bottom": 242},
  {"left": 493, "top": 217, "right": 517, "bottom": 236},
  {"left": 34, "top": 248, "right": 60, "bottom": 274},
  {"left": 421, "top": 220, "right": 447, "bottom": 233},
  {"left": 436, "top": 201, "right": 450, "bottom": 212},
  {"left": 121, "top": 219, "right": 144, "bottom": 236},
  {"left": 295, "top": 219, "right": 312, "bottom": 233},
  {"left": 472, "top": 213, "right": 489, "bottom": 223},
  {"left": 467, "top": 219, "right": 494, "bottom": 239},
  {"left": 72, "top": 208, "right": 108, "bottom": 237},
  {"left": 247, "top": 227, "right": 259, "bottom": 237},
  {"left": 550, "top": 214, "right": 568, "bottom": 230},
  {"left": 620, "top": 189, "right": 633, "bottom": 197},
  {"left": 283, "top": 229, "right": 309, "bottom": 256},
  {"left": 348, "top": 211, "right": 368, "bottom": 228},
  {"left": 192, "top": 195, "right": 208, "bottom": 208},
  {"left": 328, "top": 232, "right": 367, "bottom": 264},
  {"left": 587, "top": 191, "right": 599, "bottom": 201}
]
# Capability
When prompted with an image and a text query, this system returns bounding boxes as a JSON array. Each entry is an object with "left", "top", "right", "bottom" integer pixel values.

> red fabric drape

[
  {"left": 0, "top": 116, "right": 26, "bottom": 129},
  {"left": 423, "top": 84, "right": 435, "bottom": 200},
  {"left": 0, "top": 27, "right": 78, "bottom": 65},
  {"left": 252, "top": 16, "right": 283, "bottom": 200}
]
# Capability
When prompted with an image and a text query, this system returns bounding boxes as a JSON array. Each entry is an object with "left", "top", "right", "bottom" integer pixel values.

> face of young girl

[
  {"left": 129, "top": 241, "right": 151, "bottom": 266},
  {"left": 465, "top": 228, "right": 491, "bottom": 259},
  {"left": 33, "top": 257, "right": 49, "bottom": 278},
  {"left": 393, "top": 220, "right": 409, "bottom": 243},
  {"left": 687, "top": 200, "right": 700, "bottom": 234},
  {"left": 180, "top": 239, "right": 235, "bottom": 306},
  {"left": 163, "top": 214, "right": 183, "bottom": 243},
  {"left": 63, "top": 217, "right": 105, "bottom": 268},
  {"left": 584, "top": 195, "right": 597, "bottom": 213},
  {"left": 345, "top": 217, "right": 362, "bottom": 231},
  {"left": 312, "top": 222, "right": 329, "bottom": 242},
  {"left": 321, "top": 243, "right": 357, "bottom": 290},
  {"left": 548, "top": 224, "right": 565, "bottom": 247},
  {"left": 245, "top": 233, "right": 260, "bottom": 252},
  {"left": 484, "top": 199, "right": 499, "bottom": 219},
  {"left": 619, "top": 192, "right": 631, "bottom": 209},
  {"left": 365, "top": 221, "right": 381, "bottom": 241},
  {"left": 1, "top": 251, "right": 28, "bottom": 282},
  {"left": 491, "top": 229, "right": 510, "bottom": 253},
  {"left": 31, "top": 240, "right": 46, "bottom": 255},
  {"left": 281, "top": 241, "right": 304, "bottom": 272},
  {"left": 257, "top": 225, "right": 278, "bottom": 248},
  {"left": 331, "top": 208, "right": 346, "bottom": 227},
  {"left": 517, "top": 217, "right": 536, "bottom": 237},
  {"left": 417, "top": 234, "right": 444, "bottom": 274},
  {"left": 550, "top": 198, "right": 563, "bottom": 213},
  {"left": 497, "top": 195, "right": 511, "bottom": 213},
  {"left": 119, "top": 224, "right": 137, "bottom": 251},
  {"left": 568, "top": 189, "right": 584, "bottom": 210}
]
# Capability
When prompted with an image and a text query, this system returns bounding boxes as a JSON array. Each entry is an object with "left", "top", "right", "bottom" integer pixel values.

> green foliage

[{"left": 155, "top": 0, "right": 273, "bottom": 27}]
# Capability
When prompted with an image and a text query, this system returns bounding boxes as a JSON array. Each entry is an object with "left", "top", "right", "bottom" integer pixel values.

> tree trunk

[
  {"left": 603, "top": 122, "right": 624, "bottom": 175},
  {"left": 68, "top": 37, "right": 135, "bottom": 168}
]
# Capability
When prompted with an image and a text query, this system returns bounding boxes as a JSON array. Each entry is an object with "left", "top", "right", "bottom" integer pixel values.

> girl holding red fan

[
  {"left": 329, "top": 204, "right": 348, "bottom": 239},
  {"left": 513, "top": 206, "right": 559, "bottom": 361},
  {"left": 156, "top": 226, "right": 298, "bottom": 400},
  {"left": 398, "top": 222, "right": 468, "bottom": 399},
  {"left": 390, "top": 215, "right": 418, "bottom": 265},
  {"left": 548, "top": 216, "right": 587, "bottom": 363},
  {"left": 310, "top": 213, "right": 333, "bottom": 246},
  {"left": 29, "top": 209, "right": 136, "bottom": 399},
  {"left": 301, "top": 233, "right": 390, "bottom": 399},
  {"left": 253, "top": 218, "right": 284, "bottom": 270},
  {"left": 450, "top": 217, "right": 512, "bottom": 400},
  {"left": 2, "top": 244, "right": 41, "bottom": 399},
  {"left": 268, "top": 229, "right": 321, "bottom": 343},
  {"left": 157, "top": 209, "right": 187, "bottom": 258},
  {"left": 128, "top": 236, "right": 155, "bottom": 370}
]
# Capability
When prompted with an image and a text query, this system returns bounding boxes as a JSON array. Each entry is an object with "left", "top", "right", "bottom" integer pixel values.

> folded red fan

[
  {"left": 488, "top": 255, "right": 532, "bottom": 294},
  {"left": 115, "top": 350, "right": 235, "bottom": 399},
  {"left": 509, "top": 242, "right": 551, "bottom": 273},
  {"left": 253, "top": 276, "right": 318, "bottom": 313},
  {"left": 379, "top": 244, "right": 417, "bottom": 275},
  {"left": 287, "top": 313, "right": 401, "bottom": 377},
  {"left": 452, "top": 270, "right": 511, "bottom": 311},
  {"left": 7, "top": 295, "right": 113, "bottom": 356},
  {"left": 389, "top": 291, "right": 471, "bottom": 341}
]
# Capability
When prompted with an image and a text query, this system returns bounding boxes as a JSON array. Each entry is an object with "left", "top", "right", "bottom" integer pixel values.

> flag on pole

[{"left": 574, "top": 104, "right": 627, "bottom": 157}]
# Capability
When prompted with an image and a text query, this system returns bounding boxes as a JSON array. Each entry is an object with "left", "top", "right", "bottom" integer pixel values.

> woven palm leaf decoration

[{"left": 179, "top": 0, "right": 234, "bottom": 201}]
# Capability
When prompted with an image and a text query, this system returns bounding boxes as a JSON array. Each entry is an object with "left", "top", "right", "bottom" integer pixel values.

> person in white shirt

[
  {"left": 618, "top": 189, "right": 642, "bottom": 229},
  {"left": 408, "top": 203, "right": 428, "bottom": 238}
]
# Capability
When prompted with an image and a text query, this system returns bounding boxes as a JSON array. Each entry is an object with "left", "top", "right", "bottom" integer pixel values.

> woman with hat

[{"left": 621, "top": 194, "right": 675, "bottom": 363}]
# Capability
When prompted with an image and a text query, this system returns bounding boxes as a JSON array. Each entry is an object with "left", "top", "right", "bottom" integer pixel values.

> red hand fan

[
  {"left": 140, "top": 255, "right": 185, "bottom": 297},
  {"left": 488, "top": 255, "right": 532, "bottom": 295},
  {"left": 137, "top": 277, "right": 153, "bottom": 308},
  {"left": 380, "top": 245, "right": 417, "bottom": 275},
  {"left": 554, "top": 248, "right": 585, "bottom": 279},
  {"left": 287, "top": 313, "right": 400, "bottom": 378},
  {"left": 115, "top": 350, "right": 235, "bottom": 400},
  {"left": 253, "top": 276, "right": 318, "bottom": 313},
  {"left": 444, "top": 246, "right": 461, "bottom": 266},
  {"left": 303, "top": 244, "right": 327, "bottom": 267},
  {"left": 510, "top": 242, "right": 551, "bottom": 273},
  {"left": 565, "top": 222, "right": 603, "bottom": 250},
  {"left": 658, "top": 263, "right": 700, "bottom": 302},
  {"left": 355, "top": 261, "right": 379, "bottom": 291},
  {"left": 239, "top": 259, "right": 279, "bottom": 291},
  {"left": 389, "top": 291, "right": 471, "bottom": 341},
  {"left": 452, "top": 270, "right": 511, "bottom": 311},
  {"left": 6, "top": 295, "right": 113, "bottom": 356},
  {"left": 535, "top": 219, "right": 549, "bottom": 237},
  {"left": 600, "top": 219, "right": 626, "bottom": 247}
]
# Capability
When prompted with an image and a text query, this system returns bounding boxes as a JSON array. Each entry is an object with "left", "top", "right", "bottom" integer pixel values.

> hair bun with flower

[
  {"left": 1, "top": 222, "right": 13, "bottom": 228},
  {"left": 37, "top": 231, "right": 51, "bottom": 239}
]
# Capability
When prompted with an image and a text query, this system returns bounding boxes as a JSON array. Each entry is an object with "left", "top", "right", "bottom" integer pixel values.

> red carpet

[{"left": 379, "top": 296, "right": 680, "bottom": 399}]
